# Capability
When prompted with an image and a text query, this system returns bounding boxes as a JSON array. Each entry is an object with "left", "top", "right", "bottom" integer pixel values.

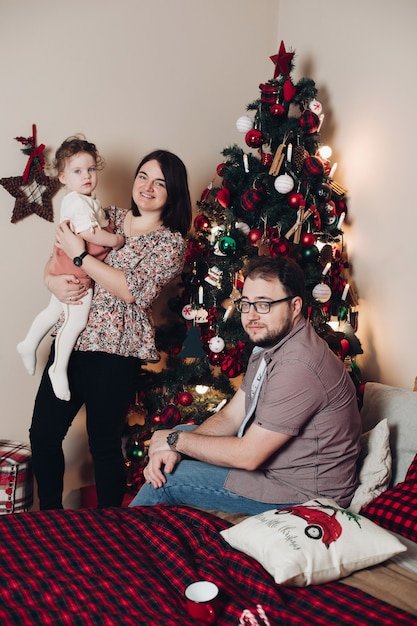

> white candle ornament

[
  {"left": 198, "top": 286, "right": 204, "bottom": 304},
  {"left": 329, "top": 162, "right": 338, "bottom": 178},
  {"left": 337, "top": 212, "right": 345, "bottom": 229},
  {"left": 223, "top": 304, "right": 234, "bottom": 321},
  {"left": 243, "top": 153, "right": 249, "bottom": 173},
  {"left": 322, "top": 262, "right": 331, "bottom": 276},
  {"left": 341, "top": 283, "right": 350, "bottom": 300}
]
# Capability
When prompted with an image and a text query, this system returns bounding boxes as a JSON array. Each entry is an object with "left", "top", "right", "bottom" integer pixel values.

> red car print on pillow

[{"left": 275, "top": 500, "right": 361, "bottom": 548}]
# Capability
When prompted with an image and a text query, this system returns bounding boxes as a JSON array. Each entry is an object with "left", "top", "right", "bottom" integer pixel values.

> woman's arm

[{"left": 55, "top": 221, "right": 134, "bottom": 302}]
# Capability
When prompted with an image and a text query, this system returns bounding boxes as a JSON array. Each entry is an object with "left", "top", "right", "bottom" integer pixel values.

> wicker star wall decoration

[{"left": 0, "top": 124, "right": 60, "bottom": 223}]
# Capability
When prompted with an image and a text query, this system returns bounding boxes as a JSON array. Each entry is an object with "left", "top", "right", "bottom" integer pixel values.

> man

[{"left": 130, "top": 256, "right": 361, "bottom": 514}]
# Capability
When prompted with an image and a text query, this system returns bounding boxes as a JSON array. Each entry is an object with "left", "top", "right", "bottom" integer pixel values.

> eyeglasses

[{"left": 235, "top": 296, "right": 293, "bottom": 314}]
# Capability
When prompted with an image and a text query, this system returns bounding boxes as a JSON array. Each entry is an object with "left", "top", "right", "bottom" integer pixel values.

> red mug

[{"left": 184, "top": 580, "right": 221, "bottom": 623}]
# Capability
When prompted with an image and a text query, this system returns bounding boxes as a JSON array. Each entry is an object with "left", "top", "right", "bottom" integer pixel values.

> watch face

[
  {"left": 167, "top": 432, "right": 179, "bottom": 447},
  {"left": 73, "top": 251, "right": 87, "bottom": 267}
]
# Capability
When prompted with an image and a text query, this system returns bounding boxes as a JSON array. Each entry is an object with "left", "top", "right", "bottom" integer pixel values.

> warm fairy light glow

[
  {"left": 319, "top": 145, "right": 332, "bottom": 159},
  {"left": 195, "top": 385, "right": 209, "bottom": 394}
]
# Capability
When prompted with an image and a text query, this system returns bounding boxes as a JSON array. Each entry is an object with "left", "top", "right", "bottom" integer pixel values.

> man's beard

[{"left": 244, "top": 318, "right": 293, "bottom": 348}]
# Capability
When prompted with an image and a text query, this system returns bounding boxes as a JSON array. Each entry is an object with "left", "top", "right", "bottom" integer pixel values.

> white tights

[{"left": 17, "top": 289, "right": 92, "bottom": 401}]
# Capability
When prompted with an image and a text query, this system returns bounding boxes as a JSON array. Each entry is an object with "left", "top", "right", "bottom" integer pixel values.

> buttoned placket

[{"left": 237, "top": 348, "right": 267, "bottom": 437}]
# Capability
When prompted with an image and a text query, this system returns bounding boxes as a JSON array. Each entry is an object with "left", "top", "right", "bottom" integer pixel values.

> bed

[{"left": 0, "top": 381, "right": 416, "bottom": 625}]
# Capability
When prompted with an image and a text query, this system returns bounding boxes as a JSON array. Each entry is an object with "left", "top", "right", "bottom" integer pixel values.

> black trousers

[{"left": 29, "top": 344, "right": 138, "bottom": 510}]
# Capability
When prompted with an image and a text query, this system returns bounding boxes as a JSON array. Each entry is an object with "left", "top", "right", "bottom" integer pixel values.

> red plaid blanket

[{"left": 0, "top": 505, "right": 413, "bottom": 625}]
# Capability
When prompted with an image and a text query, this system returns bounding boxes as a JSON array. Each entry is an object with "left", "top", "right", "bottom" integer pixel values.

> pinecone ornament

[{"left": 292, "top": 145, "right": 308, "bottom": 173}]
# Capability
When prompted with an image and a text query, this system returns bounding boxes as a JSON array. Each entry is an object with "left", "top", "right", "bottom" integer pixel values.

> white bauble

[
  {"left": 274, "top": 173, "right": 294, "bottom": 194},
  {"left": 182, "top": 305, "right": 197, "bottom": 321},
  {"left": 235, "top": 219, "right": 251, "bottom": 235},
  {"left": 236, "top": 115, "right": 254, "bottom": 133},
  {"left": 309, "top": 99, "right": 323, "bottom": 115},
  {"left": 312, "top": 283, "right": 332, "bottom": 303},
  {"left": 208, "top": 336, "right": 225, "bottom": 353}
]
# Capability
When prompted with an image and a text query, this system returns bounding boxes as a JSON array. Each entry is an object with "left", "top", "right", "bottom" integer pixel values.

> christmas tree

[{"left": 124, "top": 41, "right": 362, "bottom": 490}]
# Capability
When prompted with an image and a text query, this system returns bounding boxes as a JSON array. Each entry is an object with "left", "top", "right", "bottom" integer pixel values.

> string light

[
  {"left": 318, "top": 145, "right": 332, "bottom": 159},
  {"left": 195, "top": 385, "right": 209, "bottom": 394}
]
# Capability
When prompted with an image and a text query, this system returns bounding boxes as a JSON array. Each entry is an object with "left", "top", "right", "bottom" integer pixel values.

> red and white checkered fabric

[{"left": 0, "top": 440, "right": 33, "bottom": 514}]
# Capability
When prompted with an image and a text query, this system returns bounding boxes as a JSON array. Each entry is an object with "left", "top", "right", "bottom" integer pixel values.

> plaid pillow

[
  {"left": 0, "top": 440, "right": 33, "bottom": 514},
  {"left": 405, "top": 454, "right": 417, "bottom": 481},
  {"left": 361, "top": 455, "right": 417, "bottom": 543}
]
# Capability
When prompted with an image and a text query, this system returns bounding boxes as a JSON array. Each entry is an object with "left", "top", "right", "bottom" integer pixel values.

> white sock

[
  {"left": 48, "top": 365, "right": 71, "bottom": 401},
  {"left": 17, "top": 341, "right": 36, "bottom": 376}
]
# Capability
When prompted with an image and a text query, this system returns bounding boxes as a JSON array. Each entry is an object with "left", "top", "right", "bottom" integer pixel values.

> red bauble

[
  {"left": 217, "top": 186, "right": 230, "bottom": 208},
  {"left": 216, "top": 163, "right": 226, "bottom": 177},
  {"left": 220, "top": 355, "right": 243, "bottom": 378},
  {"left": 299, "top": 110, "right": 321, "bottom": 134},
  {"left": 301, "top": 233, "right": 316, "bottom": 248},
  {"left": 269, "top": 238, "right": 291, "bottom": 257},
  {"left": 193, "top": 214, "right": 211, "bottom": 230},
  {"left": 209, "top": 351, "right": 224, "bottom": 366},
  {"left": 270, "top": 103, "right": 285, "bottom": 116},
  {"left": 248, "top": 228, "right": 263, "bottom": 244},
  {"left": 287, "top": 192, "right": 304, "bottom": 209},
  {"left": 185, "top": 238, "right": 208, "bottom": 264},
  {"left": 339, "top": 338, "right": 350, "bottom": 359},
  {"left": 159, "top": 404, "right": 182, "bottom": 428},
  {"left": 336, "top": 199, "right": 348, "bottom": 216},
  {"left": 302, "top": 156, "right": 324, "bottom": 177},
  {"left": 175, "top": 391, "right": 194, "bottom": 406},
  {"left": 245, "top": 129, "right": 264, "bottom": 148},
  {"left": 241, "top": 188, "right": 263, "bottom": 212}
]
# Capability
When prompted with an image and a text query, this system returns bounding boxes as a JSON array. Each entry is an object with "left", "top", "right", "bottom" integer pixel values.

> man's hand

[
  {"left": 143, "top": 450, "right": 181, "bottom": 488},
  {"left": 148, "top": 429, "right": 174, "bottom": 456}
]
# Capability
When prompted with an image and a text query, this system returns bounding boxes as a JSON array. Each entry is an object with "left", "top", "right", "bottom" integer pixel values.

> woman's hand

[
  {"left": 55, "top": 221, "right": 86, "bottom": 259},
  {"left": 46, "top": 274, "right": 88, "bottom": 305}
]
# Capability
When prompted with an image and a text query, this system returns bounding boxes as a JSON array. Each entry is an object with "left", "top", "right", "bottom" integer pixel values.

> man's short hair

[{"left": 243, "top": 256, "right": 306, "bottom": 302}]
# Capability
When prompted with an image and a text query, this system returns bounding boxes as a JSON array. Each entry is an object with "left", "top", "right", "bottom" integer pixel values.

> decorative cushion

[
  {"left": 361, "top": 455, "right": 417, "bottom": 543},
  {"left": 405, "top": 454, "right": 417, "bottom": 482},
  {"left": 349, "top": 419, "right": 391, "bottom": 513},
  {"left": 220, "top": 498, "right": 406, "bottom": 587},
  {"left": 360, "top": 382, "right": 417, "bottom": 485},
  {"left": 0, "top": 440, "right": 33, "bottom": 514}
]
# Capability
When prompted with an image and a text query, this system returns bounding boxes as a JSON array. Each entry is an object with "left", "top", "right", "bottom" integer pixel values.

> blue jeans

[{"left": 129, "top": 458, "right": 295, "bottom": 515}]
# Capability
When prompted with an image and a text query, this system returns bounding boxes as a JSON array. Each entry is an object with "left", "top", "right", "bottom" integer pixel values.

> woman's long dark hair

[{"left": 131, "top": 149, "right": 192, "bottom": 237}]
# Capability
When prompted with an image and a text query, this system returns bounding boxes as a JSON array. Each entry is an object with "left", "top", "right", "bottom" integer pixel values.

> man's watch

[
  {"left": 166, "top": 431, "right": 180, "bottom": 450},
  {"left": 73, "top": 251, "right": 88, "bottom": 267}
]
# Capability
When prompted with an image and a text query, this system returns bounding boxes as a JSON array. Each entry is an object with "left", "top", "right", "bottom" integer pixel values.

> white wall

[
  {"left": 1, "top": 0, "right": 416, "bottom": 507},
  {"left": 277, "top": 0, "right": 417, "bottom": 390},
  {"left": 0, "top": 0, "right": 279, "bottom": 506}
]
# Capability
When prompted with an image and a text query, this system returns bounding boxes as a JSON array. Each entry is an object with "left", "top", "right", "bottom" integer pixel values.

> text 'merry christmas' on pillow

[
  {"left": 220, "top": 498, "right": 406, "bottom": 587},
  {"left": 349, "top": 418, "right": 391, "bottom": 513},
  {"left": 360, "top": 382, "right": 417, "bottom": 485}
]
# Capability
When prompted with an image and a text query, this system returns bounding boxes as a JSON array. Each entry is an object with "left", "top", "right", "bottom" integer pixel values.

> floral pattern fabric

[{"left": 72, "top": 206, "right": 186, "bottom": 361}]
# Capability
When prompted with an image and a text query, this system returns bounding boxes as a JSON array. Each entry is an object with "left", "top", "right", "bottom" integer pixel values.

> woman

[{"left": 29, "top": 149, "right": 192, "bottom": 510}]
